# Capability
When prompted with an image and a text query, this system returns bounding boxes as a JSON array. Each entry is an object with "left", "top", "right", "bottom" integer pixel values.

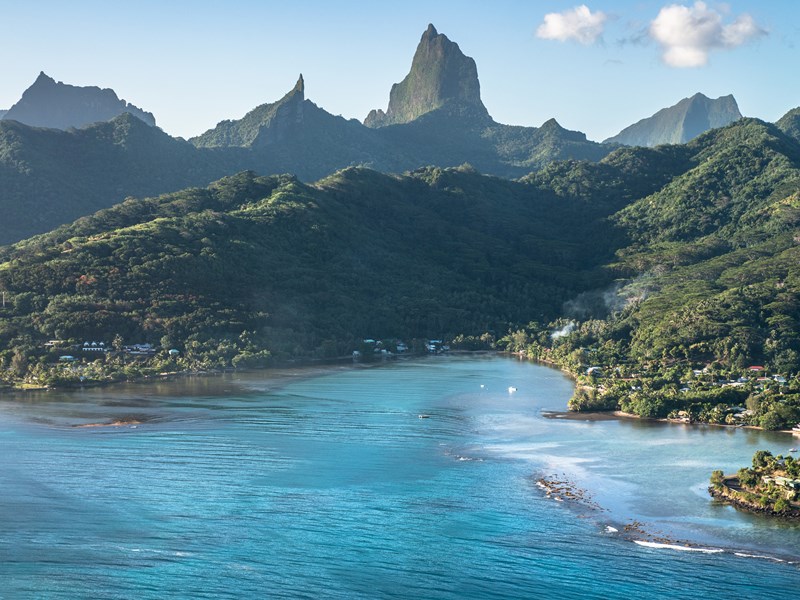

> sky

[{"left": 1, "top": 1, "right": 798, "bottom": 142}]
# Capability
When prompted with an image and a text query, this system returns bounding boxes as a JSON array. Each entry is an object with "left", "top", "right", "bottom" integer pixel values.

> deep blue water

[{"left": 0, "top": 356, "right": 798, "bottom": 598}]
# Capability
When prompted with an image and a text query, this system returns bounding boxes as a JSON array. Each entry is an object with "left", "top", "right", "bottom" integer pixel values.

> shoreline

[
  {"left": 535, "top": 470, "right": 800, "bottom": 562},
  {"left": 709, "top": 479, "right": 800, "bottom": 520},
  {"left": 542, "top": 408, "right": 800, "bottom": 437},
  {"left": 0, "top": 351, "right": 450, "bottom": 399},
  {"left": 0, "top": 352, "right": 510, "bottom": 411}
]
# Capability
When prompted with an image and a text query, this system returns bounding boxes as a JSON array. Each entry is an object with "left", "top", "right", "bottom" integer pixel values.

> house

[
  {"left": 126, "top": 343, "right": 156, "bottom": 355},
  {"left": 82, "top": 341, "right": 107, "bottom": 352},
  {"left": 774, "top": 477, "right": 800, "bottom": 490},
  {"left": 427, "top": 340, "right": 443, "bottom": 353},
  {"left": 748, "top": 365, "right": 765, "bottom": 372},
  {"left": 586, "top": 366, "right": 603, "bottom": 376}
]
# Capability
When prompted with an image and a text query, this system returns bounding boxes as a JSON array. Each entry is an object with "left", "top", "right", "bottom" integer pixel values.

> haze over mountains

[
  {"left": 0, "top": 25, "right": 611, "bottom": 244},
  {"left": 0, "top": 23, "right": 788, "bottom": 249},
  {"left": 604, "top": 93, "right": 742, "bottom": 147},
  {"left": 1, "top": 72, "right": 156, "bottom": 129}
]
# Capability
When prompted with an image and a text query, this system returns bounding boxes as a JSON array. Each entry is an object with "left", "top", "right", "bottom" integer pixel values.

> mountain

[
  {"left": 190, "top": 25, "right": 611, "bottom": 180},
  {"left": 0, "top": 110, "right": 6, "bottom": 119},
  {"left": 190, "top": 75, "right": 405, "bottom": 178},
  {"left": 776, "top": 107, "right": 800, "bottom": 143},
  {"left": 604, "top": 93, "right": 742, "bottom": 147},
  {"left": 192, "top": 75, "right": 308, "bottom": 148},
  {"left": 364, "top": 24, "right": 489, "bottom": 127},
  {"left": 2, "top": 72, "right": 156, "bottom": 129},
  {"left": 607, "top": 118, "right": 800, "bottom": 369},
  {"left": 0, "top": 113, "right": 235, "bottom": 244},
  {"left": 2, "top": 117, "right": 800, "bottom": 415},
  {"left": 0, "top": 167, "right": 618, "bottom": 364}
]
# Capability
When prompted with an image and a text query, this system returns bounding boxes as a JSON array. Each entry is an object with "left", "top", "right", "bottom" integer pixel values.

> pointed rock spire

[
  {"left": 364, "top": 24, "right": 489, "bottom": 127},
  {"left": 34, "top": 71, "right": 56, "bottom": 86},
  {"left": 191, "top": 75, "right": 308, "bottom": 148}
]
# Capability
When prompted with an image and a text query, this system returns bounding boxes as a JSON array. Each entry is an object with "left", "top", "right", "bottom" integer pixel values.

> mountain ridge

[
  {"left": 1, "top": 116, "right": 799, "bottom": 382},
  {"left": 2, "top": 72, "right": 156, "bottom": 129},
  {"left": 604, "top": 92, "right": 742, "bottom": 147}
]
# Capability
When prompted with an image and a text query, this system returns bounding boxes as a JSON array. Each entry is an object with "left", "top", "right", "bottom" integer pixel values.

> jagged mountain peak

[
  {"left": 422, "top": 23, "right": 438, "bottom": 38},
  {"left": 293, "top": 74, "right": 305, "bottom": 97},
  {"left": 2, "top": 72, "right": 156, "bottom": 130},
  {"left": 539, "top": 118, "right": 565, "bottom": 132},
  {"left": 604, "top": 92, "right": 742, "bottom": 147},
  {"left": 190, "top": 75, "right": 311, "bottom": 148},
  {"left": 364, "top": 24, "right": 489, "bottom": 127},
  {"left": 33, "top": 71, "right": 56, "bottom": 85}
]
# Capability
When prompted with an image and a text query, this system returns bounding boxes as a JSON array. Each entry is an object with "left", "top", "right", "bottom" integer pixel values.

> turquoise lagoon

[{"left": 0, "top": 355, "right": 797, "bottom": 598}]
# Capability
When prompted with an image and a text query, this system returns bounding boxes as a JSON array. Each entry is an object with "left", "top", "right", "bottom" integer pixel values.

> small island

[{"left": 709, "top": 450, "right": 800, "bottom": 517}]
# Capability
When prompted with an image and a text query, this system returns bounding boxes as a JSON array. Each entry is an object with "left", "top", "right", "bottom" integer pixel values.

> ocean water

[{"left": 0, "top": 355, "right": 797, "bottom": 598}]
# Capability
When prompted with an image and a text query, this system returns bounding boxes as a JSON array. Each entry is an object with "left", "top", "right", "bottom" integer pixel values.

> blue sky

[{"left": 1, "top": 1, "right": 797, "bottom": 141}]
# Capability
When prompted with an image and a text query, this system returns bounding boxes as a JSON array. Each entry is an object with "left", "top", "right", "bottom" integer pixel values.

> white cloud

[
  {"left": 650, "top": 1, "right": 766, "bottom": 67},
  {"left": 536, "top": 5, "right": 607, "bottom": 45}
]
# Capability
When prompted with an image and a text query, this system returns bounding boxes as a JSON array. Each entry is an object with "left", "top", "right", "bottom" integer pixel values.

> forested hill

[
  {"left": 0, "top": 114, "right": 239, "bottom": 245},
  {"left": 1, "top": 116, "right": 800, "bottom": 388},
  {"left": 607, "top": 118, "right": 800, "bottom": 370},
  {"left": 0, "top": 86, "right": 609, "bottom": 247},
  {"left": 0, "top": 166, "right": 622, "bottom": 364},
  {"left": 502, "top": 117, "right": 800, "bottom": 427}
]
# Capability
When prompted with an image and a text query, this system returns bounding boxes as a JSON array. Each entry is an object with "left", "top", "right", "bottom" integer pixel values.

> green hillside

[
  {"left": 0, "top": 114, "right": 238, "bottom": 245},
  {"left": 777, "top": 106, "right": 800, "bottom": 143},
  {"left": 503, "top": 119, "right": 800, "bottom": 428},
  {"left": 2, "top": 115, "right": 800, "bottom": 431},
  {"left": 0, "top": 166, "right": 617, "bottom": 382}
]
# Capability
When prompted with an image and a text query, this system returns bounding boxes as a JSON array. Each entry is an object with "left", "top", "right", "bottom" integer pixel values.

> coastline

[
  {"left": 534, "top": 468, "right": 800, "bottom": 563},
  {"left": 0, "top": 351, "right": 442, "bottom": 399},
  {"left": 542, "top": 408, "right": 800, "bottom": 437},
  {"left": 709, "top": 479, "right": 800, "bottom": 520}
]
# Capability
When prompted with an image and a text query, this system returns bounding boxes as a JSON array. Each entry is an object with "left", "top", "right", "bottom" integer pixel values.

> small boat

[
  {"left": 508, "top": 386, "right": 517, "bottom": 393},
  {"left": 790, "top": 448, "right": 797, "bottom": 453},
  {"left": 418, "top": 414, "right": 430, "bottom": 419}
]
